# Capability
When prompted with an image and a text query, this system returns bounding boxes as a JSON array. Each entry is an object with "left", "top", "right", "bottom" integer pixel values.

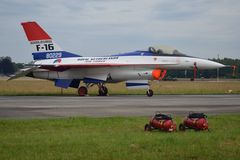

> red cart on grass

[
  {"left": 144, "top": 112, "right": 177, "bottom": 132},
  {"left": 179, "top": 112, "right": 209, "bottom": 131}
]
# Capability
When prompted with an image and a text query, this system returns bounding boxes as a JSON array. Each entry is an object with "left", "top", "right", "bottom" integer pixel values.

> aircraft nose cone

[
  {"left": 196, "top": 59, "right": 225, "bottom": 69},
  {"left": 210, "top": 61, "right": 225, "bottom": 68}
]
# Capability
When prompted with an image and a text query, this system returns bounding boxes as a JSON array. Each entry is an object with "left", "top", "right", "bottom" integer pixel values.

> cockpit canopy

[
  {"left": 111, "top": 44, "right": 189, "bottom": 57},
  {"left": 147, "top": 45, "right": 186, "bottom": 56}
]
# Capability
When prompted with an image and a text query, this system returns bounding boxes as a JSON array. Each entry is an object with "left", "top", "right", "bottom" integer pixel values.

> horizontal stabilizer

[
  {"left": 7, "top": 67, "right": 39, "bottom": 81},
  {"left": 126, "top": 80, "right": 149, "bottom": 89}
]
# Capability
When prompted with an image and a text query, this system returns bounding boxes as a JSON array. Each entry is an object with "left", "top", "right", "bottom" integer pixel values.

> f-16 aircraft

[{"left": 9, "top": 21, "right": 224, "bottom": 96}]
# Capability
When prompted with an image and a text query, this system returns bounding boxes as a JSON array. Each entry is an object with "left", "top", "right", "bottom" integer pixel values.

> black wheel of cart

[{"left": 144, "top": 124, "right": 152, "bottom": 131}]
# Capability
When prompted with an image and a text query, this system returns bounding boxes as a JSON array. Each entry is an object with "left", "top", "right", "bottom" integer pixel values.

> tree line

[
  {"left": 0, "top": 56, "right": 239, "bottom": 78},
  {"left": 0, "top": 57, "right": 24, "bottom": 75}
]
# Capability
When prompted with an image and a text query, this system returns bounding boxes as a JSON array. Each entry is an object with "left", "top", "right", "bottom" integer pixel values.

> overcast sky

[{"left": 0, "top": 0, "right": 239, "bottom": 63}]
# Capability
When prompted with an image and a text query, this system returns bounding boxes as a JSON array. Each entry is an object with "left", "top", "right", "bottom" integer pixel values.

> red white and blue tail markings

[{"left": 21, "top": 21, "right": 81, "bottom": 60}]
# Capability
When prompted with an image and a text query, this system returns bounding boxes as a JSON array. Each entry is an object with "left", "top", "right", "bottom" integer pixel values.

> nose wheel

[
  {"left": 78, "top": 86, "right": 88, "bottom": 96},
  {"left": 146, "top": 89, "right": 153, "bottom": 97}
]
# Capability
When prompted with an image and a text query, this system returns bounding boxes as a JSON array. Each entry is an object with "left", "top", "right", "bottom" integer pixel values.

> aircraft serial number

[{"left": 46, "top": 52, "right": 62, "bottom": 59}]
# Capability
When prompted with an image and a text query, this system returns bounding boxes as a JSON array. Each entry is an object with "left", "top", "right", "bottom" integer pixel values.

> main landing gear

[
  {"left": 77, "top": 83, "right": 152, "bottom": 97},
  {"left": 77, "top": 83, "right": 108, "bottom": 96},
  {"left": 98, "top": 84, "right": 108, "bottom": 96},
  {"left": 78, "top": 86, "right": 88, "bottom": 96}
]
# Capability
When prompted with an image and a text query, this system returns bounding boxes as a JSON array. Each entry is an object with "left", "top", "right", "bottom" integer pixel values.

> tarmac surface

[{"left": 0, "top": 95, "right": 239, "bottom": 118}]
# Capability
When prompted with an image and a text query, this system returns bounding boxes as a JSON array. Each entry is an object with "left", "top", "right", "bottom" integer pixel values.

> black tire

[
  {"left": 98, "top": 86, "right": 108, "bottom": 96},
  {"left": 146, "top": 89, "right": 153, "bottom": 97},
  {"left": 144, "top": 124, "right": 152, "bottom": 131},
  {"left": 179, "top": 123, "right": 186, "bottom": 131},
  {"left": 78, "top": 86, "right": 88, "bottom": 96}
]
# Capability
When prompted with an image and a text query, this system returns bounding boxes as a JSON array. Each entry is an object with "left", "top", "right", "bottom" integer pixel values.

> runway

[{"left": 0, "top": 95, "right": 239, "bottom": 118}]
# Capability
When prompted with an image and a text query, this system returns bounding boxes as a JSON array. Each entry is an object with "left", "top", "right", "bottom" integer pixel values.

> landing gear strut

[
  {"left": 146, "top": 89, "right": 153, "bottom": 97},
  {"left": 78, "top": 86, "right": 88, "bottom": 96},
  {"left": 98, "top": 84, "right": 108, "bottom": 96}
]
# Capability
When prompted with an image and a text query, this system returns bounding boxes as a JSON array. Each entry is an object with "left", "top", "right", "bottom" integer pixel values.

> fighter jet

[{"left": 9, "top": 21, "right": 224, "bottom": 96}]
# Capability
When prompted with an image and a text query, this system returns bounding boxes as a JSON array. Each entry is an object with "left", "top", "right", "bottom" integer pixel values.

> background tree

[{"left": 0, "top": 57, "right": 17, "bottom": 75}]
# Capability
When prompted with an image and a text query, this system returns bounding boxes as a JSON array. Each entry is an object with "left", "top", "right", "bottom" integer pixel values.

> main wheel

[
  {"left": 179, "top": 123, "right": 186, "bottom": 131},
  {"left": 146, "top": 89, "right": 153, "bottom": 97},
  {"left": 78, "top": 86, "right": 88, "bottom": 96},
  {"left": 98, "top": 86, "right": 108, "bottom": 96}
]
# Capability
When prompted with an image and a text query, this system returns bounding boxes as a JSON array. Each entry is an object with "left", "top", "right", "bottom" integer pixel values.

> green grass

[
  {"left": 0, "top": 79, "right": 240, "bottom": 95},
  {"left": 0, "top": 114, "right": 239, "bottom": 160}
]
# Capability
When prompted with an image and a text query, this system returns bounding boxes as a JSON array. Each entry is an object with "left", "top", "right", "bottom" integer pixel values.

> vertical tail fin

[
  {"left": 21, "top": 22, "right": 52, "bottom": 41},
  {"left": 21, "top": 21, "right": 81, "bottom": 60}
]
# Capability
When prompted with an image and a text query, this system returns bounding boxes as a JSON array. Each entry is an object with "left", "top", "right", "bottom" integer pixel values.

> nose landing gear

[{"left": 146, "top": 89, "right": 153, "bottom": 97}]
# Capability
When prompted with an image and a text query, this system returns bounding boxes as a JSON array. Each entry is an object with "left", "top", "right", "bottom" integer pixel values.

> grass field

[
  {"left": 0, "top": 114, "right": 239, "bottom": 160},
  {"left": 0, "top": 78, "right": 240, "bottom": 95}
]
